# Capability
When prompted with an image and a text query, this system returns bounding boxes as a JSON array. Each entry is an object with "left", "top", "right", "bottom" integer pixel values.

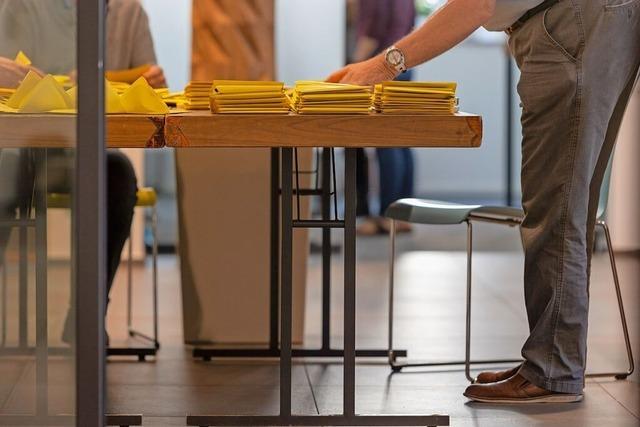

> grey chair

[{"left": 385, "top": 161, "right": 634, "bottom": 382}]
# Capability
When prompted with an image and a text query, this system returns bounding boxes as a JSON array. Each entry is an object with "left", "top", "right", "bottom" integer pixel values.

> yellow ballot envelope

[{"left": 106, "top": 64, "right": 152, "bottom": 84}]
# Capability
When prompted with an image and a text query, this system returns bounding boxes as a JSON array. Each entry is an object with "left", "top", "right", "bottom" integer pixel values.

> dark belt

[{"left": 506, "top": 0, "right": 560, "bottom": 35}]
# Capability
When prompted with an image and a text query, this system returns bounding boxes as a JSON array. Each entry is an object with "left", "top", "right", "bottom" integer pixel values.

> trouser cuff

[{"left": 520, "top": 362, "right": 585, "bottom": 394}]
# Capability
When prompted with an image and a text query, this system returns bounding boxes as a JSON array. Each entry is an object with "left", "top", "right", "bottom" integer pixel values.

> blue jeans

[
  {"left": 355, "top": 70, "right": 415, "bottom": 216},
  {"left": 376, "top": 148, "right": 414, "bottom": 215}
]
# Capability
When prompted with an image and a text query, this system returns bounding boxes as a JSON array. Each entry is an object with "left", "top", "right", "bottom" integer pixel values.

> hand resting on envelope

[
  {"left": 142, "top": 65, "right": 167, "bottom": 89},
  {"left": 0, "top": 57, "right": 43, "bottom": 89}
]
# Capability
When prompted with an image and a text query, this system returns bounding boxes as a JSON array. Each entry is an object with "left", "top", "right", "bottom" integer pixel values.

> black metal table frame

[
  {"left": 192, "top": 148, "right": 408, "bottom": 361},
  {"left": 187, "top": 147, "right": 449, "bottom": 427}
]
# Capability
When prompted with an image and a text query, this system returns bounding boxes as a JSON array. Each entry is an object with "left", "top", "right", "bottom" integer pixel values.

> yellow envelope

[
  {"left": 15, "top": 51, "right": 31, "bottom": 66},
  {"left": 67, "top": 86, "right": 77, "bottom": 108},
  {"left": 120, "top": 77, "right": 169, "bottom": 114},
  {"left": 7, "top": 70, "right": 42, "bottom": 109},
  {"left": 106, "top": 80, "right": 126, "bottom": 114},
  {"left": 106, "top": 64, "right": 151, "bottom": 84},
  {"left": 18, "top": 75, "right": 73, "bottom": 113}
]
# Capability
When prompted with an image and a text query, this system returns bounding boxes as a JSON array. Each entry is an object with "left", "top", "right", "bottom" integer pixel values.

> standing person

[
  {"left": 329, "top": 0, "right": 639, "bottom": 403},
  {"left": 353, "top": 0, "right": 416, "bottom": 235},
  {"left": 0, "top": 0, "right": 166, "bottom": 343}
]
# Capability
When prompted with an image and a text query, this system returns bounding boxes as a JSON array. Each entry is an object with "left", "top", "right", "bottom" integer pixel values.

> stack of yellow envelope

[
  {"left": 182, "top": 81, "right": 212, "bottom": 110},
  {"left": 4, "top": 71, "right": 75, "bottom": 113},
  {"left": 210, "top": 80, "right": 290, "bottom": 114},
  {"left": 373, "top": 81, "right": 458, "bottom": 115},
  {"left": 161, "top": 91, "right": 186, "bottom": 108},
  {"left": 290, "top": 81, "right": 372, "bottom": 114}
]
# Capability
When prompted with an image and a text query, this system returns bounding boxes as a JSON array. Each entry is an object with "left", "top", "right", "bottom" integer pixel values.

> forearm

[{"left": 392, "top": 0, "right": 495, "bottom": 68}]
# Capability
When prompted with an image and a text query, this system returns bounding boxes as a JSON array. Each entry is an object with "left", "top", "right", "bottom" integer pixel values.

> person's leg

[
  {"left": 509, "top": 0, "right": 640, "bottom": 394},
  {"left": 376, "top": 148, "right": 404, "bottom": 215},
  {"left": 106, "top": 150, "right": 138, "bottom": 298},
  {"left": 400, "top": 148, "right": 414, "bottom": 199},
  {"left": 355, "top": 148, "right": 370, "bottom": 217}
]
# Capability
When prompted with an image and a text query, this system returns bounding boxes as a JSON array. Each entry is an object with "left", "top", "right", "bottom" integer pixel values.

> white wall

[
  {"left": 275, "top": 0, "right": 346, "bottom": 84},
  {"left": 141, "top": 0, "right": 192, "bottom": 91}
]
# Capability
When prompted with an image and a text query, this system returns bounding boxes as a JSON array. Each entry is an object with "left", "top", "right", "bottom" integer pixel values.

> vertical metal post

[
  {"left": 34, "top": 150, "right": 48, "bottom": 416},
  {"left": 280, "top": 148, "right": 293, "bottom": 418},
  {"left": 76, "top": 0, "right": 106, "bottom": 425},
  {"left": 152, "top": 206, "right": 159, "bottom": 347},
  {"left": 387, "top": 220, "right": 396, "bottom": 364},
  {"left": 343, "top": 148, "right": 357, "bottom": 417},
  {"left": 464, "top": 221, "right": 473, "bottom": 383},
  {"left": 18, "top": 208, "right": 27, "bottom": 348},
  {"left": 321, "top": 148, "right": 331, "bottom": 350},
  {"left": 270, "top": 148, "right": 280, "bottom": 350}
]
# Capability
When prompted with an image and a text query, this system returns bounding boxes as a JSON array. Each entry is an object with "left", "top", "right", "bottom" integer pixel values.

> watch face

[{"left": 388, "top": 50, "right": 403, "bottom": 66}]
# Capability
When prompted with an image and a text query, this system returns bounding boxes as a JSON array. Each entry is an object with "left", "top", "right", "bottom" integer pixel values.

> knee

[{"left": 107, "top": 151, "right": 138, "bottom": 207}]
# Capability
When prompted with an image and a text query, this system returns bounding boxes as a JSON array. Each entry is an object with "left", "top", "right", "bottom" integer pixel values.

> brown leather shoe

[
  {"left": 474, "top": 365, "right": 522, "bottom": 384},
  {"left": 464, "top": 374, "right": 583, "bottom": 404}
]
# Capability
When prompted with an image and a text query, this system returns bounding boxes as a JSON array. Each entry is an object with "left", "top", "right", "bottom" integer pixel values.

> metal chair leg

[
  {"left": 586, "top": 221, "right": 634, "bottom": 380},
  {"left": 127, "top": 234, "right": 133, "bottom": 337},
  {"left": 464, "top": 221, "right": 473, "bottom": 383},
  {"left": 151, "top": 205, "right": 159, "bottom": 349},
  {"left": 1, "top": 253, "right": 6, "bottom": 347},
  {"left": 126, "top": 205, "right": 160, "bottom": 350},
  {"left": 387, "top": 219, "right": 519, "bottom": 377},
  {"left": 387, "top": 220, "right": 401, "bottom": 371}
]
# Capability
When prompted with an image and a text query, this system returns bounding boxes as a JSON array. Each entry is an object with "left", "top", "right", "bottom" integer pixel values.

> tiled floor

[{"left": 1, "top": 226, "right": 638, "bottom": 426}]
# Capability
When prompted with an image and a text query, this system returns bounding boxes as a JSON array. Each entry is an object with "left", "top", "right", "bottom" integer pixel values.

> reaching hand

[
  {"left": 326, "top": 56, "right": 398, "bottom": 86},
  {"left": 143, "top": 65, "right": 167, "bottom": 88},
  {"left": 0, "top": 57, "right": 37, "bottom": 88}
]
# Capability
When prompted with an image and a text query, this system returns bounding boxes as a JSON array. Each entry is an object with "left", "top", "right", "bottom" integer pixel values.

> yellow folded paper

[
  {"left": 105, "top": 80, "right": 126, "bottom": 114},
  {"left": 66, "top": 86, "right": 77, "bottom": 109},
  {"left": 18, "top": 74, "right": 73, "bottom": 113},
  {"left": 7, "top": 70, "right": 42, "bottom": 109},
  {"left": 210, "top": 80, "right": 290, "bottom": 114},
  {"left": 15, "top": 51, "right": 31, "bottom": 66},
  {"left": 373, "top": 81, "right": 458, "bottom": 115},
  {"left": 119, "top": 77, "right": 169, "bottom": 114},
  {"left": 291, "top": 81, "right": 371, "bottom": 114},
  {"left": 106, "top": 64, "right": 151, "bottom": 84}
]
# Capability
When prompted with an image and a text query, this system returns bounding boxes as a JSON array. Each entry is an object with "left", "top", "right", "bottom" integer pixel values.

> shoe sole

[{"left": 464, "top": 393, "right": 583, "bottom": 404}]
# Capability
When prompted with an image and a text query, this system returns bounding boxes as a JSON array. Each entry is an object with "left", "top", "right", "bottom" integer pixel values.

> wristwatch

[{"left": 385, "top": 46, "right": 407, "bottom": 74}]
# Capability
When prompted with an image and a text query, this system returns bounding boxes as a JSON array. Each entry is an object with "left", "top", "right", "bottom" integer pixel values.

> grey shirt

[
  {"left": 0, "top": 0, "right": 157, "bottom": 74},
  {"left": 484, "top": 0, "right": 545, "bottom": 31}
]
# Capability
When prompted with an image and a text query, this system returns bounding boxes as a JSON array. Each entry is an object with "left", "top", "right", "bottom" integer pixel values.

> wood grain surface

[
  {"left": 0, "top": 114, "right": 166, "bottom": 149},
  {"left": 165, "top": 112, "right": 483, "bottom": 148}
]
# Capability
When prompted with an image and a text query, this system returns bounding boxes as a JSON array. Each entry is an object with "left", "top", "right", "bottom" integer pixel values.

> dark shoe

[
  {"left": 474, "top": 364, "right": 522, "bottom": 384},
  {"left": 464, "top": 374, "right": 583, "bottom": 404}
]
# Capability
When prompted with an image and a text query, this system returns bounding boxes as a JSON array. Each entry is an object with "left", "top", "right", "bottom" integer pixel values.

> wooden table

[
  {"left": 165, "top": 111, "right": 482, "bottom": 148},
  {"left": 166, "top": 112, "right": 482, "bottom": 427},
  {"left": 0, "top": 113, "right": 166, "bottom": 148},
  {"left": 0, "top": 111, "right": 482, "bottom": 427}
]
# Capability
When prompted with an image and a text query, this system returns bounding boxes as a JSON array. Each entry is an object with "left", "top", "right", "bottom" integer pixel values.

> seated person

[{"left": 0, "top": 0, "right": 166, "bottom": 344}]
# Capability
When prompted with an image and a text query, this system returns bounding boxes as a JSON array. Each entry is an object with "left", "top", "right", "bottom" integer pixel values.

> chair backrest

[{"left": 597, "top": 154, "right": 615, "bottom": 220}]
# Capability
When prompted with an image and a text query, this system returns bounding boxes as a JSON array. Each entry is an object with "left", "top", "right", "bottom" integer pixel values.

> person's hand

[
  {"left": 143, "top": 65, "right": 167, "bottom": 88},
  {"left": 326, "top": 55, "right": 398, "bottom": 86},
  {"left": 0, "top": 57, "right": 33, "bottom": 88}
]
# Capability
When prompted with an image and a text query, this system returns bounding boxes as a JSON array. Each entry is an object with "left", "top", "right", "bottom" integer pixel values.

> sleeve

[
  {"left": 357, "top": 0, "right": 379, "bottom": 39},
  {"left": 387, "top": 0, "right": 416, "bottom": 44},
  {"left": 128, "top": 0, "right": 158, "bottom": 67}
]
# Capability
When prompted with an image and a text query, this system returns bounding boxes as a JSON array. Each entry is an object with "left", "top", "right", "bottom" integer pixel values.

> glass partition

[{"left": 0, "top": 0, "right": 97, "bottom": 424}]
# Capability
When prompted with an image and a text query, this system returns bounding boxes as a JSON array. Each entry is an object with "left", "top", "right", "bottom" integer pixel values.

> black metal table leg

[{"left": 192, "top": 148, "right": 407, "bottom": 362}]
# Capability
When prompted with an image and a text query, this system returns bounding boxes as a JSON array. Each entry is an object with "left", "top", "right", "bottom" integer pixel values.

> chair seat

[
  {"left": 385, "top": 198, "right": 481, "bottom": 225},
  {"left": 48, "top": 188, "right": 157, "bottom": 209},
  {"left": 468, "top": 206, "right": 524, "bottom": 224},
  {"left": 136, "top": 188, "right": 157, "bottom": 207}
]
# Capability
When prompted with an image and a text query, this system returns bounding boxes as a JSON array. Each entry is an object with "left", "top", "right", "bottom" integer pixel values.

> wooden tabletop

[
  {"left": 0, "top": 111, "right": 483, "bottom": 149},
  {"left": 0, "top": 113, "right": 165, "bottom": 149},
  {"left": 165, "top": 111, "right": 482, "bottom": 148}
]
